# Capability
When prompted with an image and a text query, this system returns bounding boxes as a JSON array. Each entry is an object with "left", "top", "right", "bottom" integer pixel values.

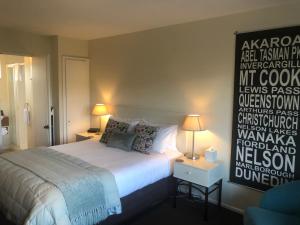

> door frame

[
  {"left": 0, "top": 53, "right": 52, "bottom": 148},
  {"left": 45, "top": 54, "right": 53, "bottom": 146},
  {"left": 61, "top": 56, "right": 90, "bottom": 144},
  {"left": 29, "top": 55, "right": 52, "bottom": 147}
]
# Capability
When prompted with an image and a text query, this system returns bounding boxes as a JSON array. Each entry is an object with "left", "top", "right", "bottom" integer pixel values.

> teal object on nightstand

[{"left": 244, "top": 181, "right": 300, "bottom": 225}]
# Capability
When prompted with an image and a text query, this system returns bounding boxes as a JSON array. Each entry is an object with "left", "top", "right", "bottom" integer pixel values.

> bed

[
  {"left": 0, "top": 105, "right": 186, "bottom": 225},
  {"left": 52, "top": 138, "right": 181, "bottom": 198},
  {"left": 0, "top": 137, "right": 182, "bottom": 225}
]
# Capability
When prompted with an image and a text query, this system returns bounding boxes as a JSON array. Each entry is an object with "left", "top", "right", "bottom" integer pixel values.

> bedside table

[
  {"left": 173, "top": 156, "right": 223, "bottom": 221},
  {"left": 75, "top": 132, "right": 101, "bottom": 142}
]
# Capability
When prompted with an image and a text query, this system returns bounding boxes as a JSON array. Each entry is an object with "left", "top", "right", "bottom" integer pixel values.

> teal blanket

[{"left": 0, "top": 148, "right": 121, "bottom": 225}]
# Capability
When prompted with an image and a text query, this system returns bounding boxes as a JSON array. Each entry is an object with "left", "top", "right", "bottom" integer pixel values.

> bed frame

[{"left": 99, "top": 176, "right": 175, "bottom": 225}]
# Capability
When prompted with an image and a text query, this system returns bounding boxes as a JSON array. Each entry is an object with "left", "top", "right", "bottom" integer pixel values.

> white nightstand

[
  {"left": 75, "top": 132, "right": 101, "bottom": 142},
  {"left": 173, "top": 156, "right": 223, "bottom": 221}
]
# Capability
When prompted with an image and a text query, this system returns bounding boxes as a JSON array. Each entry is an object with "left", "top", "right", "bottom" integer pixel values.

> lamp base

[{"left": 185, "top": 152, "right": 200, "bottom": 160}]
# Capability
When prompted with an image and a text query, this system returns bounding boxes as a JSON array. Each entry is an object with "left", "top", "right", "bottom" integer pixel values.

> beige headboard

[{"left": 106, "top": 104, "right": 188, "bottom": 153}]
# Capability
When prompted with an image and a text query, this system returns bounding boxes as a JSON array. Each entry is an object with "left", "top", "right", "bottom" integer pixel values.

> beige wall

[
  {"left": 57, "top": 37, "right": 89, "bottom": 57},
  {"left": 0, "top": 27, "right": 52, "bottom": 56},
  {"left": 89, "top": 2, "right": 300, "bottom": 211}
]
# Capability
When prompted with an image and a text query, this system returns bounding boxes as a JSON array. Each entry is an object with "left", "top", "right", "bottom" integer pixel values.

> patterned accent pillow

[
  {"left": 132, "top": 124, "right": 158, "bottom": 154},
  {"left": 100, "top": 118, "right": 130, "bottom": 144}
]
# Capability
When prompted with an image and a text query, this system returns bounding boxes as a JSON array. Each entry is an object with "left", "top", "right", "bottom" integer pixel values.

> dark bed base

[{"left": 99, "top": 176, "right": 175, "bottom": 225}]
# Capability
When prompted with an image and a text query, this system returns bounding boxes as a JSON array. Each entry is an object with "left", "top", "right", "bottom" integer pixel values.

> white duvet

[{"left": 52, "top": 138, "right": 182, "bottom": 197}]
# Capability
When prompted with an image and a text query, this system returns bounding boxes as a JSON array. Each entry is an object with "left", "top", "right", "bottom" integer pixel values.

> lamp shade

[
  {"left": 92, "top": 104, "right": 108, "bottom": 116},
  {"left": 182, "top": 114, "right": 204, "bottom": 131}
]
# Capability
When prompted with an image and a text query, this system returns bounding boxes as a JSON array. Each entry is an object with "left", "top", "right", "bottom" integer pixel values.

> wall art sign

[{"left": 230, "top": 26, "right": 300, "bottom": 191}]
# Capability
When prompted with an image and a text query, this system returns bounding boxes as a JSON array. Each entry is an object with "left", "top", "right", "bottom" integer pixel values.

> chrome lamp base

[{"left": 185, "top": 152, "right": 200, "bottom": 160}]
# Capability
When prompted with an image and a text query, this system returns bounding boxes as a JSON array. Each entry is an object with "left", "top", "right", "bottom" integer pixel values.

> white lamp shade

[
  {"left": 92, "top": 104, "right": 108, "bottom": 116},
  {"left": 182, "top": 114, "right": 204, "bottom": 131}
]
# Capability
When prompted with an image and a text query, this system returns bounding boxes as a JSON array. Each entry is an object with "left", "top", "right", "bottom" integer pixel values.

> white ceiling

[{"left": 0, "top": 0, "right": 297, "bottom": 40}]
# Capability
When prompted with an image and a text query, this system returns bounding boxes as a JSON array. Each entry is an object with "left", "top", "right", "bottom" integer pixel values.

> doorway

[{"left": 0, "top": 54, "right": 51, "bottom": 151}]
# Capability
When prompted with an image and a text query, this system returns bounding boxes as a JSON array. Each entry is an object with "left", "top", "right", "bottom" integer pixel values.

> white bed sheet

[{"left": 52, "top": 138, "right": 182, "bottom": 198}]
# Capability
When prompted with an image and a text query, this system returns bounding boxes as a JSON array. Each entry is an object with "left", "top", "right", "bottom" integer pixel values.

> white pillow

[{"left": 152, "top": 125, "right": 178, "bottom": 153}]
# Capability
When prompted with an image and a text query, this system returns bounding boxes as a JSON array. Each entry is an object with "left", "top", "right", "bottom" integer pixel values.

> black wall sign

[{"left": 230, "top": 26, "right": 300, "bottom": 191}]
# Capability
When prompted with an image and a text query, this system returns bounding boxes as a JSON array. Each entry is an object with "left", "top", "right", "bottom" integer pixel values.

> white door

[
  {"left": 31, "top": 56, "right": 50, "bottom": 147},
  {"left": 64, "top": 57, "right": 90, "bottom": 143}
]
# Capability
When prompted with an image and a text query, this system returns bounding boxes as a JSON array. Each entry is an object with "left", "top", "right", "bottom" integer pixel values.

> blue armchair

[{"left": 244, "top": 181, "right": 300, "bottom": 225}]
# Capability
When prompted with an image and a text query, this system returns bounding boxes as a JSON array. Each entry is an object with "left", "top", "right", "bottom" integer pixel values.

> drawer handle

[{"left": 185, "top": 171, "right": 192, "bottom": 175}]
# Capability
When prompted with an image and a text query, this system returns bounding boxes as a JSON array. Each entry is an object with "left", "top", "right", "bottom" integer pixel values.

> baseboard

[
  {"left": 208, "top": 198, "right": 244, "bottom": 215},
  {"left": 177, "top": 183, "right": 245, "bottom": 215}
]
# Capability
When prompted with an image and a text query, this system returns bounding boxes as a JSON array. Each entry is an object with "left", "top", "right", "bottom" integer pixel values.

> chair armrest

[{"left": 260, "top": 181, "right": 300, "bottom": 216}]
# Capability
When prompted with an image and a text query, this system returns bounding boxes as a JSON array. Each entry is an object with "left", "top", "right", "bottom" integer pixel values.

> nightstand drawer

[{"left": 174, "top": 163, "right": 207, "bottom": 186}]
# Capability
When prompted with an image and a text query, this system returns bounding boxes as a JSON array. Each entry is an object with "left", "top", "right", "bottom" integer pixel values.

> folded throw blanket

[{"left": 0, "top": 148, "right": 121, "bottom": 225}]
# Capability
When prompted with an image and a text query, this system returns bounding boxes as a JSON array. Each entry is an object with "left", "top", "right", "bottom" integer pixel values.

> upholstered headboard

[{"left": 107, "top": 104, "right": 188, "bottom": 153}]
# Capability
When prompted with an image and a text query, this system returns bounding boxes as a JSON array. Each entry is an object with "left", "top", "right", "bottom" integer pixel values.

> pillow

[
  {"left": 152, "top": 125, "right": 178, "bottom": 153},
  {"left": 100, "top": 118, "right": 130, "bottom": 143},
  {"left": 110, "top": 116, "right": 140, "bottom": 132},
  {"left": 107, "top": 132, "right": 137, "bottom": 151},
  {"left": 132, "top": 124, "right": 158, "bottom": 154}
]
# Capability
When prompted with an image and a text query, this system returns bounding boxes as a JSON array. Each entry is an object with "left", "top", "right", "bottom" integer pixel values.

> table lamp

[
  {"left": 92, "top": 104, "right": 108, "bottom": 134},
  {"left": 182, "top": 114, "right": 204, "bottom": 160}
]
